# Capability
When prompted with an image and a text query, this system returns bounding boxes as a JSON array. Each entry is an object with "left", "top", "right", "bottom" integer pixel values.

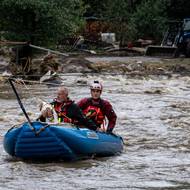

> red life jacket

[
  {"left": 83, "top": 104, "right": 105, "bottom": 126},
  {"left": 53, "top": 100, "right": 73, "bottom": 123}
]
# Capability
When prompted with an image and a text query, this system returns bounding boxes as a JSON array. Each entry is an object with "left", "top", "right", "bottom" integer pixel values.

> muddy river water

[{"left": 0, "top": 73, "right": 190, "bottom": 190}]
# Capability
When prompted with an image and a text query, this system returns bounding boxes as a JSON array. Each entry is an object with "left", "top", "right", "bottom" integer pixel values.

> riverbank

[
  {"left": 86, "top": 56, "right": 190, "bottom": 76},
  {"left": 1, "top": 52, "right": 190, "bottom": 79}
]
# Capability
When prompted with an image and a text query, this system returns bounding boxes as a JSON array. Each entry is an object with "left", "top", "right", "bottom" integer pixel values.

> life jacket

[
  {"left": 52, "top": 100, "right": 73, "bottom": 123},
  {"left": 83, "top": 99, "right": 105, "bottom": 126},
  {"left": 45, "top": 116, "right": 55, "bottom": 123}
]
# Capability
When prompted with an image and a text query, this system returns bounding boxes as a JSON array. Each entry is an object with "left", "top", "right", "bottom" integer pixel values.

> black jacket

[{"left": 38, "top": 100, "right": 97, "bottom": 131}]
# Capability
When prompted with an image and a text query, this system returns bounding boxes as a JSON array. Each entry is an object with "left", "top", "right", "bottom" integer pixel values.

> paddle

[{"left": 8, "top": 78, "right": 35, "bottom": 131}]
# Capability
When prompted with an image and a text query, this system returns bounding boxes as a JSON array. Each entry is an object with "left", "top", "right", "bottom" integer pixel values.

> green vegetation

[
  {"left": 129, "top": 0, "right": 168, "bottom": 42},
  {"left": 0, "top": 0, "right": 85, "bottom": 46},
  {"left": 0, "top": 0, "right": 190, "bottom": 47},
  {"left": 84, "top": 0, "right": 190, "bottom": 43}
]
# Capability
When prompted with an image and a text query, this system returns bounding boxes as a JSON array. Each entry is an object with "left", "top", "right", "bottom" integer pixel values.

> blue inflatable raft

[{"left": 3, "top": 122, "right": 123, "bottom": 161}]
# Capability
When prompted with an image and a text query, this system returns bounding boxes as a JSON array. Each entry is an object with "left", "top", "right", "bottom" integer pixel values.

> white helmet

[{"left": 90, "top": 81, "right": 103, "bottom": 91}]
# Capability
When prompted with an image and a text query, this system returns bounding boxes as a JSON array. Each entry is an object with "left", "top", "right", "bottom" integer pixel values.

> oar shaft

[{"left": 9, "top": 78, "right": 35, "bottom": 131}]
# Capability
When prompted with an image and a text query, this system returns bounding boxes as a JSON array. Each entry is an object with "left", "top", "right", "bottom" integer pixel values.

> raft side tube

[{"left": 3, "top": 127, "right": 22, "bottom": 156}]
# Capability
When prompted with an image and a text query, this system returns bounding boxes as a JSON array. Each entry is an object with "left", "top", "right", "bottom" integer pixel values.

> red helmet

[{"left": 90, "top": 81, "right": 103, "bottom": 91}]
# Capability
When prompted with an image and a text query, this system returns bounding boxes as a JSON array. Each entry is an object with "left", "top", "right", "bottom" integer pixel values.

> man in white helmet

[{"left": 77, "top": 80, "right": 117, "bottom": 133}]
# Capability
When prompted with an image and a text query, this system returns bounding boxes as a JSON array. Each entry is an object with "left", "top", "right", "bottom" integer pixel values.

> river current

[{"left": 0, "top": 73, "right": 190, "bottom": 190}]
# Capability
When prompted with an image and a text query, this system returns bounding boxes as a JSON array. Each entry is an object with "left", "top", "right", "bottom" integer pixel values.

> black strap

[{"left": 9, "top": 78, "right": 35, "bottom": 131}]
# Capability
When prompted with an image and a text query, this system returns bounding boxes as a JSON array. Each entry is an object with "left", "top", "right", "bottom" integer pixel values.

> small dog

[{"left": 39, "top": 101, "right": 58, "bottom": 123}]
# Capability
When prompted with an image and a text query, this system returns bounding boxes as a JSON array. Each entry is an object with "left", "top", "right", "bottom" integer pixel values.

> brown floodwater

[{"left": 0, "top": 73, "right": 190, "bottom": 190}]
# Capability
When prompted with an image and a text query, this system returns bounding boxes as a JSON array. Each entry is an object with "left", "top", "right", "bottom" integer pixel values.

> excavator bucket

[{"left": 145, "top": 45, "right": 178, "bottom": 57}]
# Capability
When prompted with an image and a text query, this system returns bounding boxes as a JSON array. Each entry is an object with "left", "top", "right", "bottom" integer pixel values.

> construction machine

[{"left": 145, "top": 18, "right": 190, "bottom": 57}]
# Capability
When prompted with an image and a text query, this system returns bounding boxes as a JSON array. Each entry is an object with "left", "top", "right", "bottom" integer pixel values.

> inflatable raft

[{"left": 3, "top": 121, "right": 123, "bottom": 161}]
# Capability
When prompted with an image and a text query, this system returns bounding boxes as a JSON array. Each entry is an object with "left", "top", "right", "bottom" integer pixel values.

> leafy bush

[
  {"left": 129, "top": 0, "right": 168, "bottom": 41},
  {"left": 0, "top": 0, "right": 85, "bottom": 46}
]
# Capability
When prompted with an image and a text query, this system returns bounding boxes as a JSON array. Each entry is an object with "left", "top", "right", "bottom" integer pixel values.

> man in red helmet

[{"left": 77, "top": 81, "right": 117, "bottom": 133}]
